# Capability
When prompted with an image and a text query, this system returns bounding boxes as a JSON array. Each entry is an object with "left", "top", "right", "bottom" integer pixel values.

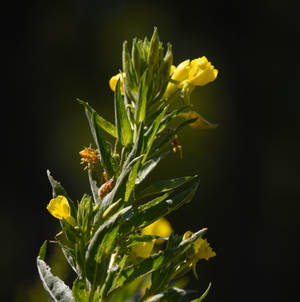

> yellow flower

[
  {"left": 164, "top": 57, "right": 218, "bottom": 98},
  {"left": 47, "top": 195, "right": 76, "bottom": 225},
  {"left": 188, "top": 56, "right": 218, "bottom": 86},
  {"left": 131, "top": 218, "right": 173, "bottom": 258},
  {"left": 183, "top": 231, "right": 216, "bottom": 261},
  {"left": 109, "top": 72, "right": 125, "bottom": 95},
  {"left": 170, "top": 64, "right": 176, "bottom": 75},
  {"left": 171, "top": 59, "right": 190, "bottom": 82},
  {"left": 142, "top": 217, "right": 173, "bottom": 244},
  {"left": 131, "top": 241, "right": 155, "bottom": 258}
]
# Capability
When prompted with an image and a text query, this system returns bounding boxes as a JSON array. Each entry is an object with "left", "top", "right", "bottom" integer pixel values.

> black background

[{"left": 2, "top": 0, "right": 300, "bottom": 301}]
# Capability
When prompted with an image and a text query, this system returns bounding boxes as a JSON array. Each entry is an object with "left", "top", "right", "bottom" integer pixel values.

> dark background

[{"left": 3, "top": 0, "right": 300, "bottom": 301}]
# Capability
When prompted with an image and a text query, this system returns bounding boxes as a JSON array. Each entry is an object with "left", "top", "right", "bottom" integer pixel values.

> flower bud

[
  {"left": 47, "top": 195, "right": 76, "bottom": 226},
  {"left": 47, "top": 195, "right": 71, "bottom": 220},
  {"left": 109, "top": 73, "right": 125, "bottom": 95},
  {"left": 98, "top": 178, "right": 114, "bottom": 200}
]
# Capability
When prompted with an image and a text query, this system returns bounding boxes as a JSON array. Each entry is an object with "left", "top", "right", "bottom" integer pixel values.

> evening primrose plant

[{"left": 37, "top": 28, "right": 218, "bottom": 302}]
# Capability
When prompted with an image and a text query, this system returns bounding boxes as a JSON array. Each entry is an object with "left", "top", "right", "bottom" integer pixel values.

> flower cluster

[{"left": 40, "top": 28, "right": 218, "bottom": 302}]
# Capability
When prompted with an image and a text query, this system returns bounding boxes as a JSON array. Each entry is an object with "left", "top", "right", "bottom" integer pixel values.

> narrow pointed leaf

[
  {"left": 77, "top": 99, "right": 117, "bottom": 137},
  {"left": 136, "top": 151, "right": 170, "bottom": 185},
  {"left": 114, "top": 80, "right": 133, "bottom": 147},
  {"left": 143, "top": 106, "right": 168, "bottom": 163},
  {"left": 191, "top": 283, "right": 212, "bottom": 302},
  {"left": 88, "top": 169, "right": 100, "bottom": 204},
  {"left": 135, "top": 71, "right": 148, "bottom": 123},
  {"left": 85, "top": 206, "right": 132, "bottom": 285},
  {"left": 38, "top": 241, "right": 47, "bottom": 260},
  {"left": 97, "top": 155, "right": 144, "bottom": 218},
  {"left": 150, "top": 118, "right": 198, "bottom": 156},
  {"left": 136, "top": 175, "right": 197, "bottom": 200},
  {"left": 82, "top": 105, "right": 115, "bottom": 177},
  {"left": 146, "top": 287, "right": 193, "bottom": 302},
  {"left": 37, "top": 258, "right": 75, "bottom": 302},
  {"left": 72, "top": 278, "right": 89, "bottom": 302},
  {"left": 110, "top": 228, "right": 206, "bottom": 293},
  {"left": 120, "top": 179, "right": 200, "bottom": 234}
]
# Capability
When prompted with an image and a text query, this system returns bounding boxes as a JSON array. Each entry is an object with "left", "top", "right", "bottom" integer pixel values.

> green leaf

[
  {"left": 136, "top": 175, "right": 197, "bottom": 200},
  {"left": 110, "top": 229, "right": 206, "bottom": 294},
  {"left": 72, "top": 278, "right": 89, "bottom": 302},
  {"left": 124, "top": 158, "right": 141, "bottom": 202},
  {"left": 150, "top": 117, "right": 198, "bottom": 156},
  {"left": 191, "top": 283, "right": 212, "bottom": 302},
  {"left": 38, "top": 241, "right": 47, "bottom": 260},
  {"left": 72, "top": 278, "right": 100, "bottom": 302},
  {"left": 122, "top": 41, "right": 136, "bottom": 88},
  {"left": 114, "top": 79, "right": 133, "bottom": 147},
  {"left": 146, "top": 287, "right": 194, "bottom": 302},
  {"left": 60, "top": 245, "right": 77, "bottom": 273},
  {"left": 143, "top": 106, "right": 168, "bottom": 163},
  {"left": 135, "top": 71, "right": 148, "bottom": 123},
  {"left": 126, "top": 234, "right": 161, "bottom": 247},
  {"left": 122, "top": 123, "right": 145, "bottom": 202},
  {"left": 97, "top": 155, "right": 144, "bottom": 218},
  {"left": 88, "top": 169, "right": 100, "bottom": 204},
  {"left": 148, "top": 27, "right": 160, "bottom": 69},
  {"left": 85, "top": 206, "right": 132, "bottom": 285},
  {"left": 120, "top": 178, "right": 200, "bottom": 234},
  {"left": 37, "top": 257, "right": 75, "bottom": 302},
  {"left": 132, "top": 38, "right": 141, "bottom": 79},
  {"left": 82, "top": 105, "right": 115, "bottom": 178},
  {"left": 77, "top": 99, "right": 117, "bottom": 138},
  {"left": 158, "top": 105, "right": 190, "bottom": 134},
  {"left": 135, "top": 151, "right": 170, "bottom": 185}
]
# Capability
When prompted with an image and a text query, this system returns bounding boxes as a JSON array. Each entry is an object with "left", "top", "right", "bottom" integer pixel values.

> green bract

[{"left": 38, "top": 28, "right": 217, "bottom": 302}]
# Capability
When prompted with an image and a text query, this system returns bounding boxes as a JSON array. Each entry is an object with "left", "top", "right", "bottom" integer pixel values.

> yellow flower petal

[
  {"left": 131, "top": 241, "right": 155, "bottom": 258},
  {"left": 170, "top": 65, "right": 176, "bottom": 75},
  {"left": 183, "top": 231, "right": 216, "bottom": 261},
  {"left": 188, "top": 56, "right": 218, "bottom": 86},
  {"left": 142, "top": 218, "right": 173, "bottom": 245},
  {"left": 46, "top": 195, "right": 71, "bottom": 220},
  {"left": 171, "top": 59, "right": 190, "bottom": 82},
  {"left": 194, "top": 238, "right": 216, "bottom": 261},
  {"left": 109, "top": 73, "right": 125, "bottom": 95}
]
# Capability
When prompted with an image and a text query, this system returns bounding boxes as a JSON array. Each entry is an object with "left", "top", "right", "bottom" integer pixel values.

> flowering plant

[{"left": 37, "top": 28, "right": 217, "bottom": 302}]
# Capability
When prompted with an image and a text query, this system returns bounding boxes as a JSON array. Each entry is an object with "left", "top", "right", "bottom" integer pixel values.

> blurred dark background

[{"left": 2, "top": 0, "right": 300, "bottom": 301}]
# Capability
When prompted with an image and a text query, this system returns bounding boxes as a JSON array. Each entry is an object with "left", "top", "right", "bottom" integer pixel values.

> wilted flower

[
  {"left": 79, "top": 147, "right": 99, "bottom": 170},
  {"left": 180, "top": 111, "right": 217, "bottom": 129}
]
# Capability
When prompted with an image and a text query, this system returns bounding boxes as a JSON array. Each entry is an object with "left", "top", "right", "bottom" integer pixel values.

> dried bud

[{"left": 98, "top": 178, "right": 114, "bottom": 200}]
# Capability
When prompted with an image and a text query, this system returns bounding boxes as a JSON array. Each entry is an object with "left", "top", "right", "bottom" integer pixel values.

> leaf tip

[{"left": 38, "top": 240, "right": 47, "bottom": 260}]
